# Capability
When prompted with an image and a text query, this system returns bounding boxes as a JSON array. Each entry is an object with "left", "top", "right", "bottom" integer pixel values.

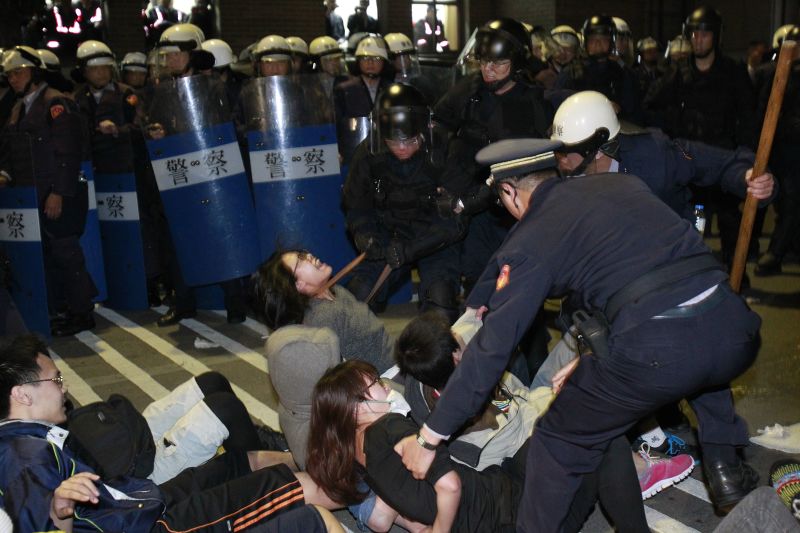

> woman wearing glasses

[{"left": 252, "top": 248, "right": 394, "bottom": 374}]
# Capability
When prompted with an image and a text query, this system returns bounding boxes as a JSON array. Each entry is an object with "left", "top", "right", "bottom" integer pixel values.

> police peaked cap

[{"left": 477, "top": 138, "right": 563, "bottom": 184}]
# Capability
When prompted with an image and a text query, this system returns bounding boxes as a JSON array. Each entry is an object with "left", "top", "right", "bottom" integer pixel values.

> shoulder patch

[
  {"left": 126, "top": 94, "right": 138, "bottom": 107},
  {"left": 50, "top": 104, "right": 65, "bottom": 120},
  {"left": 495, "top": 264, "right": 510, "bottom": 291}
]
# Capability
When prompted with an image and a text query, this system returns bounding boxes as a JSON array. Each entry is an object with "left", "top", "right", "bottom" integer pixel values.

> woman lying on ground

[
  {"left": 306, "top": 360, "right": 651, "bottom": 533},
  {"left": 252, "top": 249, "right": 394, "bottom": 373}
]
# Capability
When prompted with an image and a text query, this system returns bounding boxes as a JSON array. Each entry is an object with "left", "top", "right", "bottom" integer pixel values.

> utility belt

[{"left": 572, "top": 253, "right": 725, "bottom": 358}]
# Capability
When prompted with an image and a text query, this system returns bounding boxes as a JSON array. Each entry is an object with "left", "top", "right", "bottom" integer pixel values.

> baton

[
  {"left": 365, "top": 264, "right": 392, "bottom": 304},
  {"left": 730, "top": 38, "right": 797, "bottom": 292},
  {"left": 316, "top": 252, "right": 366, "bottom": 297}
]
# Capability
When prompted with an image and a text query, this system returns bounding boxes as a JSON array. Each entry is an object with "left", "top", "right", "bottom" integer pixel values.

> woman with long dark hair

[
  {"left": 251, "top": 249, "right": 393, "bottom": 373},
  {"left": 306, "top": 360, "right": 651, "bottom": 532}
]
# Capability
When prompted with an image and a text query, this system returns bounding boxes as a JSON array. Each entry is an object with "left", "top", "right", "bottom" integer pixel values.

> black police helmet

[
  {"left": 683, "top": 6, "right": 723, "bottom": 48},
  {"left": 474, "top": 18, "right": 532, "bottom": 69},
  {"left": 582, "top": 15, "right": 617, "bottom": 54},
  {"left": 376, "top": 83, "right": 430, "bottom": 141}
]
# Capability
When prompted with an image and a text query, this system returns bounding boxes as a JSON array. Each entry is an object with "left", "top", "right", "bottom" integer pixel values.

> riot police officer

[
  {"left": 1, "top": 46, "right": 97, "bottom": 336},
  {"left": 632, "top": 37, "right": 665, "bottom": 96},
  {"left": 644, "top": 6, "right": 757, "bottom": 273},
  {"left": 35, "top": 49, "right": 74, "bottom": 93},
  {"left": 555, "top": 14, "right": 642, "bottom": 124},
  {"left": 120, "top": 52, "right": 148, "bottom": 89},
  {"left": 434, "top": 17, "right": 552, "bottom": 294},
  {"left": 251, "top": 35, "right": 294, "bottom": 78},
  {"left": 395, "top": 137, "right": 762, "bottom": 530},
  {"left": 334, "top": 36, "right": 393, "bottom": 121},
  {"left": 344, "top": 83, "right": 466, "bottom": 320},
  {"left": 384, "top": 32, "right": 436, "bottom": 102},
  {"left": 309, "top": 35, "right": 349, "bottom": 98},
  {"left": 286, "top": 36, "right": 311, "bottom": 73}
]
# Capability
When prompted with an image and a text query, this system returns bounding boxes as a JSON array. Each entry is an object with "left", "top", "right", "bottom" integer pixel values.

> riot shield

[
  {"left": 336, "top": 115, "right": 371, "bottom": 168},
  {"left": 78, "top": 161, "right": 109, "bottom": 303},
  {"left": 146, "top": 74, "right": 260, "bottom": 286},
  {"left": 86, "top": 111, "right": 149, "bottom": 309},
  {"left": 241, "top": 74, "right": 355, "bottom": 269},
  {"left": 0, "top": 133, "right": 50, "bottom": 336}
]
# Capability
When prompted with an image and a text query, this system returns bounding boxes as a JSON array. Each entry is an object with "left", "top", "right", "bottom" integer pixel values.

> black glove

[
  {"left": 434, "top": 188, "right": 459, "bottom": 219},
  {"left": 457, "top": 121, "right": 491, "bottom": 148},
  {"left": 354, "top": 234, "right": 384, "bottom": 261},
  {"left": 384, "top": 240, "right": 407, "bottom": 269}
]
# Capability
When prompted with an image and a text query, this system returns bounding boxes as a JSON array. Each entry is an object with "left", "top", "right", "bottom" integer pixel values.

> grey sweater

[{"left": 304, "top": 285, "right": 394, "bottom": 372}]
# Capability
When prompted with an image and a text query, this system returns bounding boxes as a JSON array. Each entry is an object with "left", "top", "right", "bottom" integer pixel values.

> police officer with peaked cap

[
  {"left": 394, "top": 137, "right": 762, "bottom": 530},
  {"left": 1, "top": 46, "right": 98, "bottom": 336}
]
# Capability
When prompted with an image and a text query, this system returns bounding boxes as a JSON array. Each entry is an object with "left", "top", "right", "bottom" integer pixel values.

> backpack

[{"left": 65, "top": 394, "right": 156, "bottom": 479}]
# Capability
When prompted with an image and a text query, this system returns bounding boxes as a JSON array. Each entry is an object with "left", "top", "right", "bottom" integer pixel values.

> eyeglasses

[
  {"left": 479, "top": 59, "right": 511, "bottom": 68},
  {"left": 22, "top": 374, "right": 64, "bottom": 388},
  {"left": 292, "top": 250, "right": 312, "bottom": 275},
  {"left": 385, "top": 136, "right": 421, "bottom": 149},
  {"left": 362, "top": 375, "right": 389, "bottom": 396}
]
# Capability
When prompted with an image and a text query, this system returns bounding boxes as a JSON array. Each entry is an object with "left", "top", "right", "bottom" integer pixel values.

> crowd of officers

[{"left": 0, "top": 1, "right": 798, "bottom": 530}]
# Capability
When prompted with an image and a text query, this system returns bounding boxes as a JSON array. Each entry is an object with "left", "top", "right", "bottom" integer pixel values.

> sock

[{"left": 640, "top": 426, "right": 666, "bottom": 448}]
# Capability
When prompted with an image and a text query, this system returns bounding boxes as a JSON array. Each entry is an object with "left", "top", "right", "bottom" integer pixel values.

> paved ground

[{"left": 44, "top": 230, "right": 800, "bottom": 532}]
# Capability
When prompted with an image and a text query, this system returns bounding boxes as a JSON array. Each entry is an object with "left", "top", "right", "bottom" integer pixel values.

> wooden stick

[
  {"left": 316, "top": 252, "right": 366, "bottom": 296},
  {"left": 730, "top": 39, "right": 796, "bottom": 292},
  {"left": 366, "top": 264, "right": 392, "bottom": 304}
]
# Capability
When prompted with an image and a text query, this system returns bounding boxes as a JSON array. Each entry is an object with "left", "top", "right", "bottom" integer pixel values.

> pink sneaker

[{"left": 638, "top": 444, "right": 695, "bottom": 500}]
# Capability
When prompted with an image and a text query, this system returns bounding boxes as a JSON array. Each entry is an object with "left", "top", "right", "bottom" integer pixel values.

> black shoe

[
  {"left": 147, "top": 287, "right": 162, "bottom": 307},
  {"left": 755, "top": 253, "right": 782, "bottom": 276},
  {"left": 256, "top": 425, "right": 289, "bottom": 451},
  {"left": 52, "top": 313, "right": 95, "bottom": 337},
  {"left": 156, "top": 308, "right": 196, "bottom": 327},
  {"left": 227, "top": 311, "right": 246, "bottom": 324},
  {"left": 704, "top": 458, "right": 760, "bottom": 514}
]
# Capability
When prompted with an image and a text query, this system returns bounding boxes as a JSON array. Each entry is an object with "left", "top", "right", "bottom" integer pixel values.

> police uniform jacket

[
  {"left": 333, "top": 75, "right": 392, "bottom": 120},
  {"left": 616, "top": 128, "right": 771, "bottom": 219},
  {"left": 644, "top": 54, "right": 756, "bottom": 150},
  {"left": 73, "top": 81, "right": 138, "bottom": 173},
  {"left": 555, "top": 58, "right": 643, "bottom": 124},
  {"left": 3, "top": 84, "right": 84, "bottom": 203},
  {"left": 343, "top": 140, "right": 465, "bottom": 261},
  {"left": 426, "top": 173, "right": 727, "bottom": 436}
]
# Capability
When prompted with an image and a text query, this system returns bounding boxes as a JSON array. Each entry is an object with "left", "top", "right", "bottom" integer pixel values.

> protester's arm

[{"left": 50, "top": 472, "right": 101, "bottom": 531}]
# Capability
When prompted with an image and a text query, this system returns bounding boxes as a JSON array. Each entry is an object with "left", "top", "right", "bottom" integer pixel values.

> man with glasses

[
  {"left": 0, "top": 334, "right": 345, "bottom": 532},
  {"left": 343, "top": 83, "right": 466, "bottom": 320}
]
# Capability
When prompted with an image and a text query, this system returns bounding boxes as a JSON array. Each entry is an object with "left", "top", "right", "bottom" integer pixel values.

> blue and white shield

[
  {"left": 241, "top": 75, "right": 355, "bottom": 270},
  {"left": 78, "top": 161, "right": 108, "bottom": 302},
  {"left": 146, "top": 75, "right": 260, "bottom": 286}
]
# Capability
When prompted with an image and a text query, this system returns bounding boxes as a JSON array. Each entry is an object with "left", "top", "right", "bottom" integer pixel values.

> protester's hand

[
  {"left": 466, "top": 306, "right": 488, "bottom": 320},
  {"left": 395, "top": 434, "right": 436, "bottom": 480},
  {"left": 384, "top": 240, "right": 407, "bottom": 268},
  {"left": 51, "top": 472, "right": 100, "bottom": 520},
  {"left": 745, "top": 169, "right": 774, "bottom": 200},
  {"left": 551, "top": 357, "right": 579, "bottom": 395},
  {"left": 97, "top": 120, "right": 119, "bottom": 137},
  {"left": 44, "top": 193, "right": 63, "bottom": 220}
]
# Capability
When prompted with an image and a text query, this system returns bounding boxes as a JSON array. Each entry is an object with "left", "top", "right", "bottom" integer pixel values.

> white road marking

[
  {"left": 94, "top": 307, "right": 279, "bottom": 427},
  {"left": 49, "top": 348, "right": 103, "bottom": 406},
  {"left": 674, "top": 476, "right": 712, "bottom": 503},
  {"left": 75, "top": 331, "right": 170, "bottom": 400},
  {"left": 644, "top": 505, "right": 702, "bottom": 533}
]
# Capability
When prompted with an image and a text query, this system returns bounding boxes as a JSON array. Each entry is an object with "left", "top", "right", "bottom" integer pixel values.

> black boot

[
  {"left": 704, "top": 458, "right": 759, "bottom": 514},
  {"left": 52, "top": 312, "right": 96, "bottom": 337},
  {"left": 156, "top": 307, "right": 196, "bottom": 327}
]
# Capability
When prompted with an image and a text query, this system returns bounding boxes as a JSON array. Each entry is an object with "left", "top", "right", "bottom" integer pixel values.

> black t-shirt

[{"left": 362, "top": 414, "right": 520, "bottom": 532}]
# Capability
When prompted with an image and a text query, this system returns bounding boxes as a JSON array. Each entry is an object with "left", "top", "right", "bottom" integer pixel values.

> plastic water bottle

[{"left": 694, "top": 204, "right": 706, "bottom": 233}]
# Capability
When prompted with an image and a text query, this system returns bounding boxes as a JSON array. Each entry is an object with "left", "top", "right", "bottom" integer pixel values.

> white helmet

[
  {"left": 355, "top": 35, "right": 388, "bottom": 60},
  {"left": 159, "top": 23, "right": 205, "bottom": 53},
  {"left": 309, "top": 36, "right": 341, "bottom": 58},
  {"left": 384, "top": 33, "right": 415, "bottom": 56},
  {"left": 551, "top": 91, "right": 620, "bottom": 147},
  {"left": 551, "top": 25, "right": 579, "bottom": 48},
  {"left": 77, "top": 40, "right": 115, "bottom": 67},
  {"left": 252, "top": 35, "right": 291, "bottom": 63},
  {"left": 201, "top": 39, "right": 234, "bottom": 68},
  {"left": 612, "top": 17, "right": 631, "bottom": 36},
  {"left": 286, "top": 36, "right": 309, "bottom": 57},
  {"left": 773, "top": 24, "right": 796, "bottom": 49},
  {"left": 36, "top": 49, "right": 60, "bottom": 71},
  {"left": 637, "top": 37, "right": 658, "bottom": 53},
  {"left": 121, "top": 51, "right": 147, "bottom": 72},
  {"left": 2, "top": 46, "right": 45, "bottom": 72},
  {"left": 667, "top": 35, "right": 692, "bottom": 58}
]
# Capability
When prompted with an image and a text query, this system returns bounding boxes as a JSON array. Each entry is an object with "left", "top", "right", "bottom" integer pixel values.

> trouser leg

[
  {"left": 517, "top": 291, "right": 760, "bottom": 532},
  {"left": 45, "top": 234, "right": 97, "bottom": 315},
  {"left": 417, "top": 243, "right": 461, "bottom": 323}
]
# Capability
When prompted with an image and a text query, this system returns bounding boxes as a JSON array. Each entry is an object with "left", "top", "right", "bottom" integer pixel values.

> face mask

[{"left": 364, "top": 389, "right": 412, "bottom": 417}]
